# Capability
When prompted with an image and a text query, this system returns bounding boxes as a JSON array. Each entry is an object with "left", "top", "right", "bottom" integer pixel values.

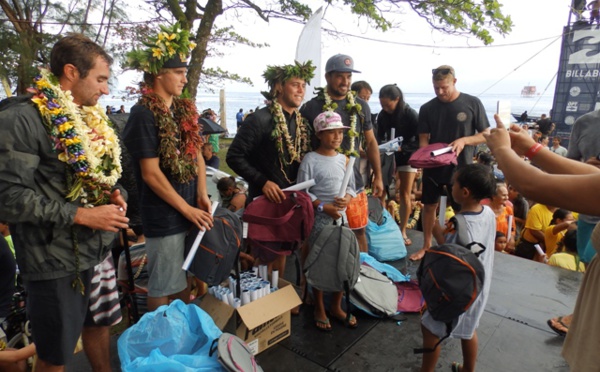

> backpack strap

[
  {"left": 413, "top": 321, "right": 453, "bottom": 354},
  {"left": 451, "top": 214, "right": 486, "bottom": 257}
]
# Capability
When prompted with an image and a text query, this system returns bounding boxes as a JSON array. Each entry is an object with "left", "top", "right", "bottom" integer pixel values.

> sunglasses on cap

[{"left": 432, "top": 68, "right": 453, "bottom": 76}]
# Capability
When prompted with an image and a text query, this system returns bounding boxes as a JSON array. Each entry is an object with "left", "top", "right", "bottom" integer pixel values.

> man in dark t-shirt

[
  {"left": 410, "top": 65, "right": 490, "bottom": 261},
  {"left": 122, "top": 27, "right": 213, "bottom": 312},
  {"left": 302, "top": 54, "right": 382, "bottom": 253}
]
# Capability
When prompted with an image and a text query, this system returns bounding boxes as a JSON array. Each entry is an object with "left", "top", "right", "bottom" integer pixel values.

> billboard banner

[{"left": 552, "top": 24, "right": 600, "bottom": 143}]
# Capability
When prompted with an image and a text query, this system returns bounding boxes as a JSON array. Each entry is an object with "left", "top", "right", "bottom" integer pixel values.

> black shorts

[
  {"left": 25, "top": 268, "right": 94, "bottom": 366},
  {"left": 421, "top": 166, "right": 455, "bottom": 205}
]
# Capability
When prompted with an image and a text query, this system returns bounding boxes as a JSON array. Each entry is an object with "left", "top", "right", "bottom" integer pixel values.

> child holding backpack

[
  {"left": 420, "top": 164, "right": 496, "bottom": 372},
  {"left": 297, "top": 111, "right": 357, "bottom": 332}
]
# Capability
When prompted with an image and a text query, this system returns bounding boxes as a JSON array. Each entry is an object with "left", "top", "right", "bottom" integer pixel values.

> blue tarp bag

[
  {"left": 118, "top": 300, "right": 225, "bottom": 372},
  {"left": 366, "top": 208, "right": 407, "bottom": 261}
]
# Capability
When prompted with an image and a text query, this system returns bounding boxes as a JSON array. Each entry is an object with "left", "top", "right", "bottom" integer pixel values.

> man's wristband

[{"left": 525, "top": 143, "right": 543, "bottom": 159}]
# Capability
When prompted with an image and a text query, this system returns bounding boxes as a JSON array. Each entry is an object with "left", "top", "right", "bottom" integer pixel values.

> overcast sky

[
  {"left": 116, "top": 0, "right": 574, "bottom": 96},
  {"left": 206, "top": 0, "right": 573, "bottom": 95}
]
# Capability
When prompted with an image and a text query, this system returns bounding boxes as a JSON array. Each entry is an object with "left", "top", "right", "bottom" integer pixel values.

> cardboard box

[{"left": 199, "top": 279, "right": 301, "bottom": 355}]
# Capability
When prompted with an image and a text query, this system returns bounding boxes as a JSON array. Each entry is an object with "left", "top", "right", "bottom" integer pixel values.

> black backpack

[
  {"left": 414, "top": 214, "right": 486, "bottom": 354},
  {"left": 184, "top": 207, "right": 242, "bottom": 286}
]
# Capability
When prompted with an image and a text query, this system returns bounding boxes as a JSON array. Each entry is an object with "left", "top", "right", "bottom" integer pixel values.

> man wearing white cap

[{"left": 302, "top": 54, "right": 382, "bottom": 253}]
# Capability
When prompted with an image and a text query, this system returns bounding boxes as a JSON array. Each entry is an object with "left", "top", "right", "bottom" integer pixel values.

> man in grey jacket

[{"left": 0, "top": 35, "right": 128, "bottom": 370}]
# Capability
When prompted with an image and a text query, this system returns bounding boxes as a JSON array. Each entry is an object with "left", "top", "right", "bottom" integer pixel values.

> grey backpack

[
  {"left": 304, "top": 223, "right": 360, "bottom": 293},
  {"left": 304, "top": 223, "right": 360, "bottom": 325},
  {"left": 350, "top": 264, "right": 399, "bottom": 318}
]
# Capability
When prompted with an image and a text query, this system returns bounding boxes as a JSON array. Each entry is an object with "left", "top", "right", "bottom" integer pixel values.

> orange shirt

[{"left": 496, "top": 205, "right": 516, "bottom": 238}]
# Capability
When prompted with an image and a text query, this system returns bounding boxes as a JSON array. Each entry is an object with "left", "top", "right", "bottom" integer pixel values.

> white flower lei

[
  {"left": 269, "top": 100, "right": 310, "bottom": 183},
  {"left": 322, "top": 87, "right": 360, "bottom": 156},
  {"left": 32, "top": 69, "right": 122, "bottom": 207}
]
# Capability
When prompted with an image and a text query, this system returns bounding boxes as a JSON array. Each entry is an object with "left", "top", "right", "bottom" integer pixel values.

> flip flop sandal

[
  {"left": 314, "top": 317, "right": 332, "bottom": 332},
  {"left": 333, "top": 313, "right": 358, "bottom": 329},
  {"left": 547, "top": 317, "right": 568, "bottom": 337},
  {"left": 451, "top": 362, "right": 462, "bottom": 372}
]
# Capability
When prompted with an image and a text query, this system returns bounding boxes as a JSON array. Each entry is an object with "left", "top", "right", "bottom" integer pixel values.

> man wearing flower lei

[
  {"left": 0, "top": 35, "right": 128, "bottom": 370},
  {"left": 301, "top": 54, "right": 383, "bottom": 253},
  {"left": 226, "top": 60, "right": 315, "bottom": 277},
  {"left": 122, "top": 23, "right": 213, "bottom": 312}
]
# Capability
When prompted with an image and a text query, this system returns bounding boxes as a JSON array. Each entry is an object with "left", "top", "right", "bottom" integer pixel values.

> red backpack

[
  {"left": 408, "top": 142, "right": 457, "bottom": 169},
  {"left": 243, "top": 191, "right": 314, "bottom": 262}
]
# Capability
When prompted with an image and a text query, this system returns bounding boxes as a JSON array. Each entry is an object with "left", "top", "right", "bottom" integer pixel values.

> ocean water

[{"left": 100, "top": 91, "right": 554, "bottom": 136}]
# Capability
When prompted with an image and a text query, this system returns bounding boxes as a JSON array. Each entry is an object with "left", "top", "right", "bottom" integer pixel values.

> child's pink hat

[{"left": 314, "top": 111, "right": 350, "bottom": 133}]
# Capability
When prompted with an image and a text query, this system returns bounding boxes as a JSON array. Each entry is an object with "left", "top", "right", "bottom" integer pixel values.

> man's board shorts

[
  {"left": 26, "top": 252, "right": 121, "bottom": 366},
  {"left": 347, "top": 191, "right": 368, "bottom": 230}
]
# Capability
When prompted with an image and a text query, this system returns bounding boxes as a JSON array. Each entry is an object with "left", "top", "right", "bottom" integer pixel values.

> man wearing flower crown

[
  {"left": 301, "top": 54, "right": 383, "bottom": 253},
  {"left": 122, "top": 23, "right": 213, "bottom": 312},
  {"left": 226, "top": 60, "right": 315, "bottom": 276},
  {"left": 0, "top": 35, "right": 128, "bottom": 370}
]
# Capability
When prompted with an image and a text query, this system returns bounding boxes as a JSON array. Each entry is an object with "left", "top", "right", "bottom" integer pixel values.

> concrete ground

[{"left": 68, "top": 228, "right": 580, "bottom": 371}]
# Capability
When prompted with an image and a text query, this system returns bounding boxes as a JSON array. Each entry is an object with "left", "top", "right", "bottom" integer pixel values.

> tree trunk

[{"left": 186, "top": 0, "right": 223, "bottom": 99}]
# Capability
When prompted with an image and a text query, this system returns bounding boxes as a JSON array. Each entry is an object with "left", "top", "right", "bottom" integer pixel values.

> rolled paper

[
  {"left": 229, "top": 278, "right": 236, "bottom": 297},
  {"left": 227, "top": 292, "right": 235, "bottom": 305},
  {"left": 390, "top": 128, "right": 395, "bottom": 140},
  {"left": 271, "top": 270, "right": 279, "bottom": 289},
  {"left": 182, "top": 202, "right": 219, "bottom": 270},
  {"left": 534, "top": 244, "right": 545, "bottom": 257},
  {"left": 261, "top": 281, "right": 270, "bottom": 296},
  {"left": 241, "top": 290, "right": 250, "bottom": 306},
  {"left": 283, "top": 179, "right": 316, "bottom": 191},
  {"left": 438, "top": 196, "right": 447, "bottom": 227},
  {"left": 233, "top": 298, "right": 241, "bottom": 309},
  {"left": 259, "top": 265, "right": 267, "bottom": 280},
  {"left": 431, "top": 146, "right": 453, "bottom": 157},
  {"left": 338, "top": 156, "right": 356, "bottom": 197},
  {"left": 250, "top": 289, "right": 258, "bottom": 302},
  {"left": 242, "top": 221, "right": 249, "bottom": 239},
  {"left": 252, "top": 266, "right": 259, "bottom": 276},
  {"left": 507, "top": 215, "right": 513, "bottom": 241},
  {"left": 378, "top": 137, "right": 403, "bottom": 153}
]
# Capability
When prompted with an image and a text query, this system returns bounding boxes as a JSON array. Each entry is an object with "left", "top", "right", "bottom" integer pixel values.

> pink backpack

[
  {"left": 408, "top": 142, "right": 457, "bottom": 169},
  {"left": 395, "top": 280, "right": 425, "bottom": 313}
]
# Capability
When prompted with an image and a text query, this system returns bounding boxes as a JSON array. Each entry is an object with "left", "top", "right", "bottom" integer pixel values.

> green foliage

[
  {"left": 261, "top": 60, "right": 316, "bottom": 99},
  {"left": 198, "top": 67, "right": 254, "bottom": 92},
  {"left": 409, "top": 0, "right": 512, "bottom": 45},
  {"left": 0, "top": 0, "right": 128, "bottom": 94}
]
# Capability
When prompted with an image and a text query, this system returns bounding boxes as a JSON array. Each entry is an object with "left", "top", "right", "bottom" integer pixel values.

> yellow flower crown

[{"left": 124, "top": 22, "right": 196, "bottom": 74}]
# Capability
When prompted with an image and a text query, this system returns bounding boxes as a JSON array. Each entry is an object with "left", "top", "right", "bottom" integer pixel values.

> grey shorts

[{"left": 146, "top": 232, "right": 188, "bottom": 297}]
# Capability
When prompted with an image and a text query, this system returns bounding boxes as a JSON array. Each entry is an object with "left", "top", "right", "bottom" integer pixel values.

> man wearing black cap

[
  {"left": 123, "top": 24, "right": 213, "bottom": 311},
  {"left": 302, "top": 54, "right": 383, "bottom": 253},
  {"left": 409, "top": 65, "right": 489, "bottom": 261}
]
